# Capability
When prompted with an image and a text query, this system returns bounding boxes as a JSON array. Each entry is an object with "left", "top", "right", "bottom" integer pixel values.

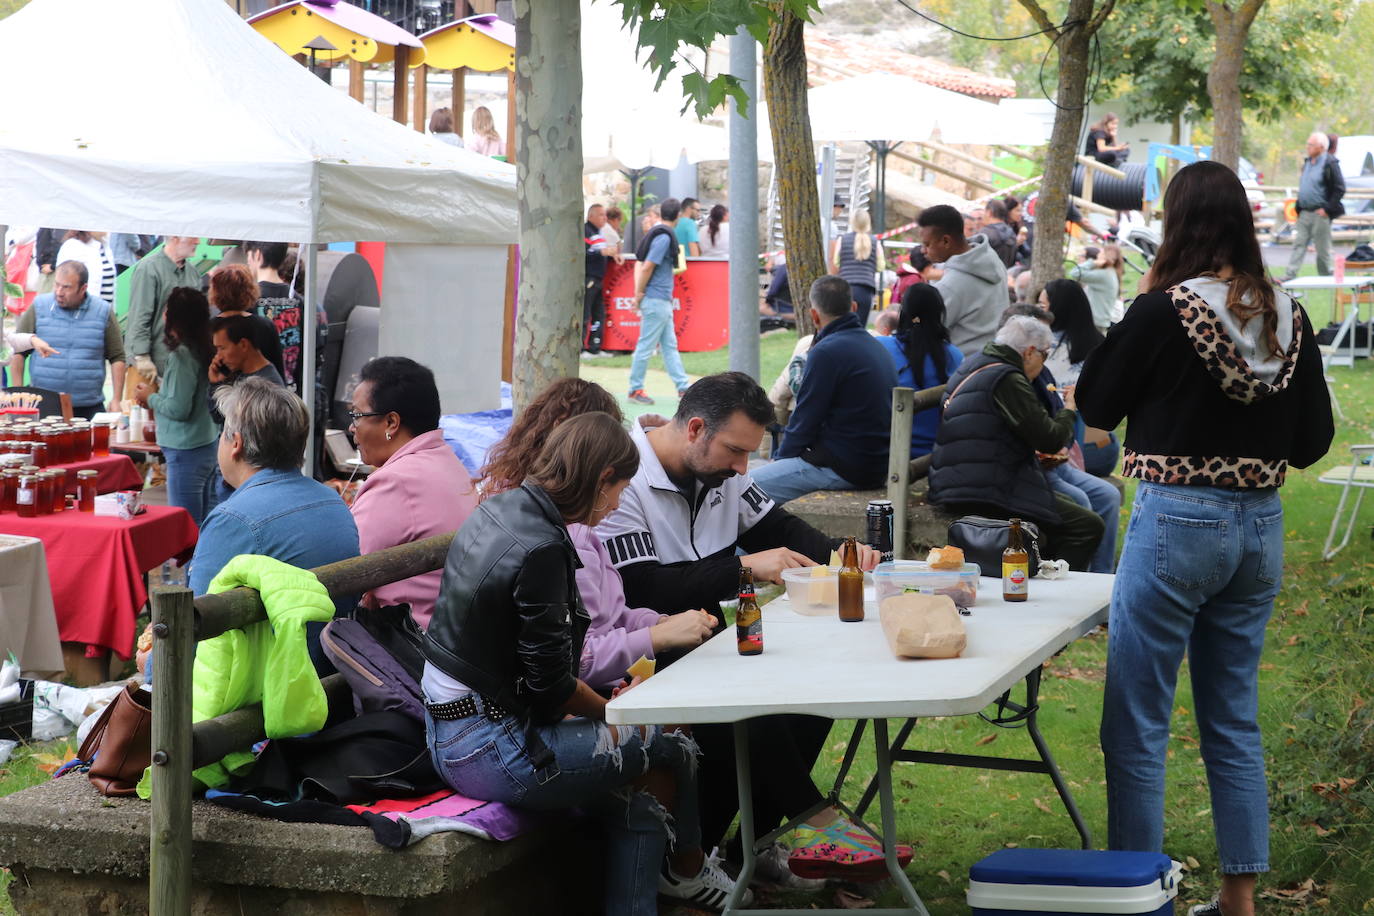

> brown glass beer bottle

[
  {"left": 737, "top": 566, "right": 763, "bottom": 655},
  {"left": 1003, "top": 518, "right": 1029, "bottom": 602},
  {"left": 838, "top": 537, "right": 865, "bottom": 622}
]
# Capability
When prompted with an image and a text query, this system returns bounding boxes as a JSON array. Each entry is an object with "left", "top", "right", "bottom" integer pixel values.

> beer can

[{"left": 866, "top": 499, "right": 895, "bottom": 564}]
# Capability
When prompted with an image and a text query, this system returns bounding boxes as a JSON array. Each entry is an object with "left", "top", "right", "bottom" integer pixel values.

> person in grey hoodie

[{"left": 918, "top": 205, "right": 1008, "bottom": 356}]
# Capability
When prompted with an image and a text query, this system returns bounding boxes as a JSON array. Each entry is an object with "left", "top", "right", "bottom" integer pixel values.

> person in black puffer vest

[{"left": 927, "top": 314, "right": 1104, "bottom": 570}]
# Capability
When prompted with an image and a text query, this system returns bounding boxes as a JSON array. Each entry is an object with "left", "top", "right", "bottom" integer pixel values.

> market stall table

[
  {"left": 0, "top": 535, "right": 62, "bottom": 676},
  {"left": 0, "top": 506, "right": 198, "bottom": 662},
  {"left": 1281, "top": 274, "right": 1374, "bottom": 367},
  {"left": 607, "top": 573, "right": 1114, "bottom": 916},
  {"left": 47, "top": 453, "right": 144, "bottom": 496}
]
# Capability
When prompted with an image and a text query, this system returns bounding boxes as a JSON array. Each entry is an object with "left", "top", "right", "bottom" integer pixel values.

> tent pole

[
  {"left": 303, "top": 244, "right": 318, "bottom": 477},
  {"left": 349, "top": 59, "right": 365, "bottom": 103}
]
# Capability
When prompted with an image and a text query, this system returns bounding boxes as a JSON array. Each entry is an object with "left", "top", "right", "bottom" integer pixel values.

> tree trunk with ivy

[
  {"left": 763, "top": 2, "right": 822, "bottom": 338},
  {"left": 1016, "top": 0, "right": 1117, "bottom": 297},
  {"left": 1207, "top": 0, "right": 1265, "bottom": 171},
  {"left": 512, "top": 0, "right": 583, "bottom": 411}
]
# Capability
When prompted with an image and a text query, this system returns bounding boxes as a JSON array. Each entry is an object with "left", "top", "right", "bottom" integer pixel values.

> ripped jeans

[{"left": 426, "top": 707, "right": 700, "bottom": 916}]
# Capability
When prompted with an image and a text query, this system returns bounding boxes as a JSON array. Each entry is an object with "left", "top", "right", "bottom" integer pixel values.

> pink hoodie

[{"left": 568, "top": 523, "right": 661, "bottom": 690}]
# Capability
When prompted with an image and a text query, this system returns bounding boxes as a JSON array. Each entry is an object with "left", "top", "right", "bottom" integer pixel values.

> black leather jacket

[{"left": 423, "top": 483, "right": 589, "bottom": 725}]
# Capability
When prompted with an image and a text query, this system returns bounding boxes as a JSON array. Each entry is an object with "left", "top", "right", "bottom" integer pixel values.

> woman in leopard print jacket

[{"left": 1076, "top": 161, "right": 1334, "bottom": 916}]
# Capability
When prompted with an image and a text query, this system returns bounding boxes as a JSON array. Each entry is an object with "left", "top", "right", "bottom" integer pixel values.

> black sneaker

[
  {"left": 1188, "top": 901, "right": 1222, "bottom": 916},
  {"left": 659, "top": 853, "right": 753, "bottom": 912}
]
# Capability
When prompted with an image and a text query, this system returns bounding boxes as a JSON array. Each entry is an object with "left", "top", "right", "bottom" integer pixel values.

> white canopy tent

[
  {"left": 804, "top": 73, "right": 1049, "bottom": 147},
  {"left": 0, "top": 0, "right": 517, "bottom": 460}
]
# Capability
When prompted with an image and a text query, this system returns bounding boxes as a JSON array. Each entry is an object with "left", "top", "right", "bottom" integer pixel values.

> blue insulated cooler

[{"left": 967, "top": 849, "right": 1181, "bottom": 915}]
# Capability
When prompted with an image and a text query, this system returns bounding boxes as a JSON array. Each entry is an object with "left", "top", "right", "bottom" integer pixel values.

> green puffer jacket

[{"left": 137, "top": 554, "right": 335, "bottom": 797}]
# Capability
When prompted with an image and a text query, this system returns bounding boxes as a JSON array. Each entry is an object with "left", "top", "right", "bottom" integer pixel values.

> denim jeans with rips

[{"left": 427, "top": 707, "right": 700, "bottom": 916}]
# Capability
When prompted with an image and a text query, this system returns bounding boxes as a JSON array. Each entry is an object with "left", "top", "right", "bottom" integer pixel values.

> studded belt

[{"left": 425, "top": 694, "right": 509, "bottom": 722}]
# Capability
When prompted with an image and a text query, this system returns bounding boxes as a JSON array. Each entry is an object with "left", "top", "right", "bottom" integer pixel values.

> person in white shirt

[
  {"left": 698, "top": 205, "right": 730, "bottom": 258},
  {"left": 55, "top": 231, "right": 117, "bottom": 303}
]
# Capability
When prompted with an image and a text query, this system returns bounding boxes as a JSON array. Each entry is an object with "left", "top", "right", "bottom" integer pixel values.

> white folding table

[
  {"left": 1281, "top": 275, "right": 1374, "bottom": 368},
  {"left": 607, "top": 574, "right": 1114, "bottom": 915}
]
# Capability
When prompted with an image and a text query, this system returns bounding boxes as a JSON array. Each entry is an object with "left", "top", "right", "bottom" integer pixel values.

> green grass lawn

[{"left": 5, "top": 302, "right": 1371, "bottom": 912}]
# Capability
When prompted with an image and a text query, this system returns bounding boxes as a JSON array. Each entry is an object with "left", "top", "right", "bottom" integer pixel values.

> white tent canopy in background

[
  {"left": 0, "top": 0, "right": 515, "bottom": 244},
  {"left": 802, "top": 73, "right": 1050, "bottom": 147},
  {"left": 0, "top": 0, "right": 517, "bottom": 429}
]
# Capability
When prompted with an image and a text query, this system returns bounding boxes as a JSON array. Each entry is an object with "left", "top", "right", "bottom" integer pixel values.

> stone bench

[
  {"left": 786, "top": 481, "right": 957, "bottom": 556},
  {"left": 0, "top": 774, "right": 601, "bottom": 915}
]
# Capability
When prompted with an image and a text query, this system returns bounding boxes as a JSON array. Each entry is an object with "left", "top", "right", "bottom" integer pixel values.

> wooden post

[
  {"left": 886, "top": 388, "right": 915, "bottom": 560},
  {"left": 412, "top": 63, "right": 429, "bottom": 132},
  {"left": 505, "top": 67, "right": 517, "bottom": 163},
  {"left": 148, "top": 586, "right": 195, "bottom": 916},
  {"left": 452, "top": 67, "right": 466, "bottom": 129},
  {"left": 348, "top": 59, "right": 365, "bottom": 103},
  {"left": 391, "top": 46, "right": 410, "bottom": 124}
]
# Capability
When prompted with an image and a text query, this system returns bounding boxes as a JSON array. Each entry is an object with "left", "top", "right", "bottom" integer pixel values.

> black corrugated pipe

[{"left": 1071, "top": 162, "right": 1157, "bottom": 211}]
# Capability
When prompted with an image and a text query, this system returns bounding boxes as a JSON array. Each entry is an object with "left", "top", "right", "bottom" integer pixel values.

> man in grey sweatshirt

[{"left": 919, "top": 205, "right": 1009, "bottom": 356}]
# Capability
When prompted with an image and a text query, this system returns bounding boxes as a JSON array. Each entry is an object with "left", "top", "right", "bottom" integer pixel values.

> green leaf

[{"left": 4, "top": 281, "right": 23, "bottom": 299}]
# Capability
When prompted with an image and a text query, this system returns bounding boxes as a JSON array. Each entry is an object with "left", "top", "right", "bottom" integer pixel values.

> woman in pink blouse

[{"left": 348, "top": 357, "right": 476, "bottom": 629}]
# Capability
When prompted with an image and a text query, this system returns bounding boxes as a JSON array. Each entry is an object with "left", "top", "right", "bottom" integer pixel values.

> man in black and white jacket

[
  {"left": 597, "top": 371, "right": 877, "bottom": 617},
  {"left": 595, "top": 371, "right": 884, "bottom": 879}
]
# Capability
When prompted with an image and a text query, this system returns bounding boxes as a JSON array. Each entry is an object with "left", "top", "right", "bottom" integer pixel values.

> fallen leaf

[
  {"left": 938, "top": 869, "right": 951, "bottom": 882},
  {"left": 975, "top": 733, "right": 998, "bottom": 746},
  {"left": 1033, "top": 798, "right": 1052, "bottom": 814},
  {"left": 1293, "top": 600, "right": 1310, "bottom": 616},
  {"left": 1186, "top": 855, "right": 1201, "bottom": 870},
  {"left": 1286, "top": 634, "right": 1301, "bottom": 647},
  {"left": 1004, "top": 842, "right": 1019, "bottom": 848}
]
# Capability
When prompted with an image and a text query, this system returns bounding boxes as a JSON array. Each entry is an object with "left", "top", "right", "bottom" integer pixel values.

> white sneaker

[
  {"left": 660, "top": 851, "right": 753, "bottom": 912},
  {"left": 754, "top": 840, "right": 827, "bottom": 890}
]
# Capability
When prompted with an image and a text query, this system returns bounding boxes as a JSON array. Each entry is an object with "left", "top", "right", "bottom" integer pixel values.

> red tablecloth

[
  {"left": 0, "top": 505, "right": 198, "bottom": 660},
  {"left": 48, "top": 454, "right": 144, "bottom": 496}
]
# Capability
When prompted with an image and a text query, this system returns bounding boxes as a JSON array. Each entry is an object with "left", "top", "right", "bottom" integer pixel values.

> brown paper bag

[{"left": 879, "top": 593, "right": 967, "bottom": 659}]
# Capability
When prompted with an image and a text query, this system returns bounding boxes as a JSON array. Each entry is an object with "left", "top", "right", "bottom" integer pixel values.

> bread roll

[
  {"left": 925, "top": 545, "right": 965, "bottom": 570},
  {"left": 879, "top": 593, "right": 967, "bottom": 659}
]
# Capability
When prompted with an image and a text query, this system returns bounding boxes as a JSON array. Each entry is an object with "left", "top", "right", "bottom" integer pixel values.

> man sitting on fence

[
  {"left": 752, "top": 277, "right": 897, "bottom": 505},
  {"left": 927, "top": 315, "right": 1104, "bottom": 570},
  {"left": 189, "top": 377, "right": 358, "bottom": 631}
]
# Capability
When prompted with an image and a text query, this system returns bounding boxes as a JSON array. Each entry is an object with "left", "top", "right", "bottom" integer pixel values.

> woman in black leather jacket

[{"left": 421, "top": 412, "right": 746, "bottom": 914}]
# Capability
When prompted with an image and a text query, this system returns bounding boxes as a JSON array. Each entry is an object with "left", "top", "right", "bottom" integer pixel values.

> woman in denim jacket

[{"left": 1076, "top": 161, "right": 1334, "bottom": 916}]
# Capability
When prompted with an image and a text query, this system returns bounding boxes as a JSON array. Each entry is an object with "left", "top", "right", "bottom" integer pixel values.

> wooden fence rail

[{"left": 148, "top": 533, "right": 456, "bottom": 914}]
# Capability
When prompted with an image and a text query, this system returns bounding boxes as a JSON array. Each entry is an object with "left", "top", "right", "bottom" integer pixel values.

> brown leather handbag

[{"left": 77, "top": 684, "right": 153, "bottom": 797}]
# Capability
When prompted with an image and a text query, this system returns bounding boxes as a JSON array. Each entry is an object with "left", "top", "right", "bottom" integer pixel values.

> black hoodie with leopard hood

[{"left": 1075, "top": 277, "right": 1334, "bottom": 488}]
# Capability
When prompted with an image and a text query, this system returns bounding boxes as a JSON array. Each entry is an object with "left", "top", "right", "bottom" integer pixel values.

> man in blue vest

[{"left": 7, "top": 261, "right": 125, "bottom": 419}]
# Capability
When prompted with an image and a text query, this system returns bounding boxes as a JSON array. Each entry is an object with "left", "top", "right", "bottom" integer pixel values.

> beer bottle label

[{"left": 1003, "top": 562, "right": 1029, "bottom": 596}]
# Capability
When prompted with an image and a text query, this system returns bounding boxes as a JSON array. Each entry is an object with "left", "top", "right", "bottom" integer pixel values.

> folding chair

[{"left": 1320, "top": 444, "right": 1374, "bottom": 559}]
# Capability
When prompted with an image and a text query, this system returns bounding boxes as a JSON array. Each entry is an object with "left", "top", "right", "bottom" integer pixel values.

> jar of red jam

[
  {"left": 16, "top": 474, "right": 39, "bottom": 517},
  {"left": 75, "top": 469, "right": 100, "bottom": 512}
]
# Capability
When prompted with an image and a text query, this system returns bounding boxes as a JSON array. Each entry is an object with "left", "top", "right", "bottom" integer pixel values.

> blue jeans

[
  {"left": 628, "top": 297, "right": 690, "bottom": 394},
  {"left": 751, "top": 456, "right": 855, "bottom": 505},
  {"left": 1049, "top": 462, "right": 1121, "bottom": 573},
  {"left": 162, "top": 441, "right": 220, "bottom": 529},
  {"left": 427, "top": 708, "right": 701, "bottom": 916},
  {"left": 1100, "top": 482, "right": 1283, "bottom": 875}
]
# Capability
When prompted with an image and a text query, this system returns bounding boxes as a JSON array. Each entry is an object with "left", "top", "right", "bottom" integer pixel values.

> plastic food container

[
  {"left": 873, "top": 560, "right": 981, "bottom": 609},
  {"left": 780, "top": 567, "right": 871, "bottom": 616}
]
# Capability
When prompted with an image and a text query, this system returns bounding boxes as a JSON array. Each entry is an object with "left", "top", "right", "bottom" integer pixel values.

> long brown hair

[
  {"left": 1149, "top": 160, "right": 1281, "bottom": 357},
  {"left": 480, "top": 378, "right": 623, "bottom": 496},
  {"left": 527, "top": 412, "right": 638, "bottom": 524}
]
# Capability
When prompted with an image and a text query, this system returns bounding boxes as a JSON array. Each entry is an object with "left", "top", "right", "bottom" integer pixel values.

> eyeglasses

[
  {"left": 347, "top": 409, "right": 386, "bottom": 423},
  {"left": 1035, "top": 347, "right": 1050, "bottom": 358}
]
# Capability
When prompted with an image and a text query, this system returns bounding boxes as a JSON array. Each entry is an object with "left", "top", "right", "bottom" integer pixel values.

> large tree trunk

[
  {"left": 1207, "top": 0, "right": 1264, "bottom": 171},
  {"left": 1022, "top": 0, "right": 1096, "bottom": 296},
  {"left": 763, "top": 2, "right": 822, "bottom": 338},
  {"left": 512, "top": 0, "right": 583, "bottom": 411}
]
